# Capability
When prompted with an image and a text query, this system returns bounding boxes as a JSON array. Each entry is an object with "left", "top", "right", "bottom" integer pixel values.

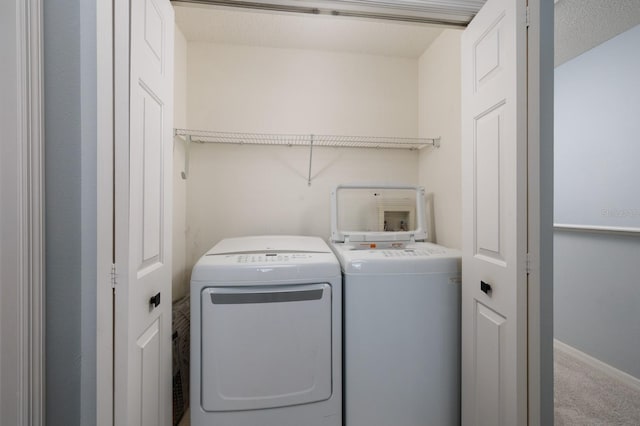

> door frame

[
  {"left": 525, "top": 0, "right": 554, "bottom": 424},
  {"left": 93, "top": 1, "right": 554, "bottom": 425},
  {"left": 96, "top": 1, "right": 116, "bottom": 426},
  {"left": 96, "top": 0, "right": 115, "bottom": 424},
  {"left": 0, "top": 0, "right": 45, "bottom": 424}
]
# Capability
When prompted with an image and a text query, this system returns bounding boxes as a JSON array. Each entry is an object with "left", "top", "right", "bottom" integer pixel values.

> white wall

[
  {"left": 417, "top": 29, "right": 463, "bottom": 249},
  {"left": 187, "top": 43, "right": 419, "bottom": 135},
  {"left": 184, "top": 42, "right": 420, "bottom": 267},
  {"left": 187, "top": 145, "right": 419, "bottom": 265},
  {"left": 172, "top": 26, "right": 188, "bottom": 301},
  {"left": 554, "top": 24, "right": 640, "bottom": 379}
]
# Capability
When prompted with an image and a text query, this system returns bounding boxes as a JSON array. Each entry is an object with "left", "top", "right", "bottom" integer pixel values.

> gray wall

[
  {"left": 554, "top": 231, "right": 640, "bottom": 379},
  {"left": 1, "top": 1, "right": 21, "bottom": 424},
  {"left": 554, "top": 24, "right": 640, "bottom": 379},
  {"left": 555, "top": 24, "right": 640, "bottom": 229},
  {"left": 44, "top": 0, "right": 97, "bottom": 424}
]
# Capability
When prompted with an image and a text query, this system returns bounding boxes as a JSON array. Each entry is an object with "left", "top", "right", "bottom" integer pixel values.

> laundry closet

[
  {"left": 171, "top": 3, "right": 464, "bottom": 301},
  {"left": 105, "top": 0, "right": 549, "bottom": 424}
]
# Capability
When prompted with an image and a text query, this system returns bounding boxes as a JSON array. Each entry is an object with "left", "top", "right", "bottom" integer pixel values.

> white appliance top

[
  {"left": 206, "top": 235, "right": 332, "bottom": 255},
  {"left": 191, "top": 235, "right": 340, "bottom": 283},
  {"left": 330, "top": 241, "right": 461, "bottom": 275}
]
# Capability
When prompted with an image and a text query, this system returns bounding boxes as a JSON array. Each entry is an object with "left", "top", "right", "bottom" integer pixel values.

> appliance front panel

[{"left": 200, "top": 283, "right": 332, "bottom": 412}]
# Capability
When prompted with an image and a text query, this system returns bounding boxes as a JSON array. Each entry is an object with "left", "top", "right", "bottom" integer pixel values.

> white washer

[
  {"left": 190, "top": 235, "right": 342, "bottom": 426},
  {"left": 329, "top": 184, "right": 461, "bottom": 426}
]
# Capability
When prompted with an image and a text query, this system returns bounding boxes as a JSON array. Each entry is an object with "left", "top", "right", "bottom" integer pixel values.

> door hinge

[
  {"left": 110, "top": 263, "right": 118, "bottom": 288},
  {"left": 526, "top": 6, "right": 530, "bottom": 28},
  {"left": 525, "top": 253, "right": 532, "bottom": 275}
]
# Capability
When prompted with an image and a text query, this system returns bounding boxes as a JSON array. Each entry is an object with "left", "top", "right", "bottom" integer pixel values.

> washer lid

[
  {"left": 330, "top": 184, "right": 428, "bottom": 243},
  {"left": 206, "top": 235, "right": 332, "bottom": 256}
]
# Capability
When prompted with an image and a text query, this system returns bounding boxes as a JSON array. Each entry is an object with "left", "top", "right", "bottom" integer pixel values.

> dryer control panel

[{"left": 235, "top": 253, "right": 313, "bottom": 263}]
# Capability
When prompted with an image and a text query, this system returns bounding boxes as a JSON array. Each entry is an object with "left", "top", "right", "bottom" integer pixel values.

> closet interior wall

[
  {"left": 172, "top": 20, "right": 463, "bottom": 297},
  {"left": 418, "top": 29, "right": 462, "bottom": 250},
  {"left": 173, "top": 26, "right": 188, "bottom": 301}
]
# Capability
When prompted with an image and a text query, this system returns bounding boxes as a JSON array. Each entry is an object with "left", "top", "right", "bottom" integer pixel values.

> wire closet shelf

[
  {"left": 174, "top": 129, "right": 440, "bottom": 150},
  {"left": 174, "top": 129, "right": 441, "bottom": 183}
]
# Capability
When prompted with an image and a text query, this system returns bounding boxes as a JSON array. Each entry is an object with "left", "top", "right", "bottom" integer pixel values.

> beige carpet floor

[{"left": 555, "top": 348, "right": 640, "bottom": 425}]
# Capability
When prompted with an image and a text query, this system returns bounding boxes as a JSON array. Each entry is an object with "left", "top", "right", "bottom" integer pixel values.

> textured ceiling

[
  {"left": 175, "top": 3, "right": 445, "bottom": 58},
  {"left": 555, "top": 0, "right": 640, "bottom": 66}
]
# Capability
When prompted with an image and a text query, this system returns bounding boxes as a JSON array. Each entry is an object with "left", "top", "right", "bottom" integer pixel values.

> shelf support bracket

[
  {"left": 180, "top": 134, "right": 191, "bottom": 180},
  {"left": 307, "top": 134, "right": 314, "bottom": 186}
]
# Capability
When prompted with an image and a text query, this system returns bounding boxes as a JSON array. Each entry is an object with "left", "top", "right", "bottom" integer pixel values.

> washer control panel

[{"left": 381, "top": 247, "right": 447, "bottom": 257}]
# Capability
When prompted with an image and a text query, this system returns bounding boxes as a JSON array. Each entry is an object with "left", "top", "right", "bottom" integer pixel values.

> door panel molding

[
  {"left": 473, "top": 13, "right": 505, "bottom": 91},
  {"left": 474, "top": 302, "right": 506, "bottom": 426}
]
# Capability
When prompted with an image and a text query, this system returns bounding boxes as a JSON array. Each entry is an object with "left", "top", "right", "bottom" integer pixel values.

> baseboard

[{"left": 554, "top": 339, "right": 640, "bottom": 392}]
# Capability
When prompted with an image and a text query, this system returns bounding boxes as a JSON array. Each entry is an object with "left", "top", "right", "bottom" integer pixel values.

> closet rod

[{"left": 174, "top": 129, "right": 441, "bottom": 183}]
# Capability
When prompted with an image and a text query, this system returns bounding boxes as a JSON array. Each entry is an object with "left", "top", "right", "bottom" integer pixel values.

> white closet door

[
  {"left": 461, "top": 0, "right": 528, "bottom": 424},
  {"left": 114, "top": 0, "right": 174, "bottom": 425}
]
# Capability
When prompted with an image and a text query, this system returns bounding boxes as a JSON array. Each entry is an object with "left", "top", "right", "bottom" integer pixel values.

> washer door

[{"left": 200, "top": 283, "right": 332, "bottom": 411}]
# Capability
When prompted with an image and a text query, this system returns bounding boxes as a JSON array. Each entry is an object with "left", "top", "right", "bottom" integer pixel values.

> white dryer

[
  {"left": 190, "top": 235, "right": 342, "bottom": 426},
  {"left": 330, "top": 184, "right": 461, "bottom": 426}
]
